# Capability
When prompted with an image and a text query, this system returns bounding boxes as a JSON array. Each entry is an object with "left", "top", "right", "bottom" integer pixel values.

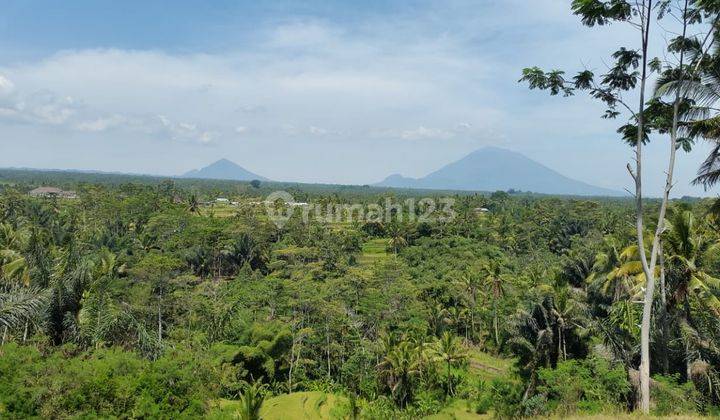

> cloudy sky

[{"left": 0, "top": 0, "right": 716, "bottom": 196}]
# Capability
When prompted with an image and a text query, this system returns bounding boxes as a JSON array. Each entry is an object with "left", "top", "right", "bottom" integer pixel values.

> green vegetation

[
  {"left": 519, "top": 0, "right": 720, "bottom": 413},
  {"left": 0, "top": 171, "right": 719, "bottom": 419},
  {"left": 358, "top": 238, "right": 391, "bottom": 267},
  {"left": 261, "top": 392, "right": 345, "bottom": 419}
]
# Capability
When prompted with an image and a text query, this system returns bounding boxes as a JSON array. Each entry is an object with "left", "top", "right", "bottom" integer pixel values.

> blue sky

[{"left": 0, "top": 0, "right": 715, "bottom": 196}]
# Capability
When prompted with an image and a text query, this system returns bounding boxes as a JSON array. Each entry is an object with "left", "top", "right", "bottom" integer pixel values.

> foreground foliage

[{"left": 0, "top": 173, "right": 719, "bottom": 418}]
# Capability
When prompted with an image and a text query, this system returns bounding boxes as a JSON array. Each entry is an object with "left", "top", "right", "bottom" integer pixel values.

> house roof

[{"left": 29, "top": 187, "right": 63, "bottom": 194}]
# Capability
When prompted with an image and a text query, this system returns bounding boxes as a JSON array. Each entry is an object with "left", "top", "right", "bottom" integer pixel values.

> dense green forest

[{"left": 0, "top": 172, "right": 719, "bottom": 418}]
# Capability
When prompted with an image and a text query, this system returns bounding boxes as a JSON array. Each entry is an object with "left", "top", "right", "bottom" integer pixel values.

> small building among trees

[{"left": 28, "top": 187, "right": 78, "bottom": 199}]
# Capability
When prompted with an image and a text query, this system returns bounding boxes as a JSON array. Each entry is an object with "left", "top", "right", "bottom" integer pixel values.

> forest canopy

[{"left": 0, "top": 170, "right": 719, "bottom": 418}]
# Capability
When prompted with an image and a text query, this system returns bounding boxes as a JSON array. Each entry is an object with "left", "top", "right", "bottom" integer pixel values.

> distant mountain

[
  {"left": 182, "top": 159, "right": 268, "bottom": 181},
  {"left": 376, "top": 146, "right": 623, "bottom": 196}
]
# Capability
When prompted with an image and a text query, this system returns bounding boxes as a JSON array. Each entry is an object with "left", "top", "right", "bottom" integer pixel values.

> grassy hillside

[
  {"left": 210, "top": 392, "right": 346, "bottom": 419},
  {"left": 357, "top": 238, "right": 391, "bottom": 266}
]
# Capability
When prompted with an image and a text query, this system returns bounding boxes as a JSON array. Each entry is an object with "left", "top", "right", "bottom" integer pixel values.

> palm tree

[
  {"left": 0, "top": 249, "right": 30, "bottom": 286},
  {"left": 659, "top": 41, "right": 720, "bottom": 189},
  {"left": 457, "top": 268, "right": 482, "bottom": 341},
  {"left": 429, "top": 332, "right": 467, "bottom": 397},
  {"left": 664, "top": 210, "right": 720, "bottom": 314},
  {"left": 187, "top": 193, "right": 201, "bottom": 215},
  {"left": 47, "top": 253, "right": 94, "bottom": 345},
  {"left": 0, "top": 224, "right": 35, "bottom": 342},
  {"left": 236, "top": 381, "right": 268, "bottom": 420},
  {"left": 663, "top": 209, "right": 720, "bottom": 378},
  {"left": 510, "top": 290, "right": 587, "bottom": 402},
  {"left": 444, "top": 306, "right": 468, "bottom": 338},
  {"left": 0, "top": 285, "right": 45, "bottom": 343},
  {"left": 0, "top": 224, "right": 30, "bottom": 286},
  {"left": 428, "top": 303, "right": 448, "bottom": 337},
  {"left": 589, "top": 242, "right": 649, "bottom": 302},
  {"left": 378, "top": 341, "right": 421, "bottom": 408},
  {"left": 386, "top": 222, "right": 407, "bottom": 256},
  {"left": 481, "top": 258, "right": 506, "bottom": 349}
]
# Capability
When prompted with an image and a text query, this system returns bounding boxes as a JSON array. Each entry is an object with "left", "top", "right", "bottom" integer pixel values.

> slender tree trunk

[
  {"left": 288, "top": 336, "right": 295, "bottom": 391},
  {"left": 683, "top": 298, "right": 694, "bottom": 380},
  {"left": 634, "top": 1, "right": 654, "bottom": 413},
  {"left": 22, "top": 320, "right": 28, "bottom": 343},
  {"left": 158, "top": 304, "right": 163, "bottom": 342},
  {"left": 639, "top": 0, "right": 696, "bottom": 410},
  {"left": 469, "top": 304, "right": 475, "bottom": 342},
  {"left": 447, "top": 360, "right": 452, "bottom": 397},
  {"left": 2, "top": 325, "right": 7, "bottom": 345},
  {"left": 642, "top": 0, "right": 692, "bottom": 408},
  {"left": 522, "top": 367, "right": 537, "bottom": 402},
  {"left": 493, "top": 300, "right": 499, "bottom": 349},
  {"left": 326, "top": 321, "right": 331, "bottom": 381},
  {"left": 659, "top": 239, "right": 669, "bottom": 374}
]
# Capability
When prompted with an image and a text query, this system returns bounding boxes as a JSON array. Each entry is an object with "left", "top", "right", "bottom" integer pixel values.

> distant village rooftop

[{"left": 28, "top": 187, "right": 78, "bottom": 199}]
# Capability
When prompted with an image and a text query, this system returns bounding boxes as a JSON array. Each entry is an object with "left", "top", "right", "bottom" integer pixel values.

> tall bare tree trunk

[
  {"left": 639, "top": 0, "right": 690, "bottom": 411},
  {"left": 158, "top": 305, "right": 163, "bottom": 342},
  {"left": 326, "top": 321, "right": 331, "bottom": 381},
  {"left": 632, "top": 1, "right": 653, "bottom": 412},
  {"left": 659, "top": 239, "right": 669, "bottom": 374},
  {"left": 288, "top": 335, "right": 296, "bottom": 391},
  {"left": 493, "top": 300, "right": 499, "bottom": 349}
]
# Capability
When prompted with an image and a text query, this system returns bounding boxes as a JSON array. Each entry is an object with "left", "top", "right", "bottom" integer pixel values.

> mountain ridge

[
  {"left": 181, "top": 159, "right": 268, "bottom": 181},
  {"left": 375, "top": 146, "right": 623, "bottom": 196}
]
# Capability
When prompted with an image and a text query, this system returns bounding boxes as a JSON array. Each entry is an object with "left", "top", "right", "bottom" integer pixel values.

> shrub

[
  {"left": 651, "top": 374, "right": 701, "bottom": 416},
  {"left": 537, "top": 357, "right": 630, "bottom": 415},
  {"left": 489, "top": 377, "right": 525, "bottom": 418},
  {"left": 0, "top": 344, "right": 212, "bottom": 418},
  {"left": 471, "top": 380, "right": 493, "bottom": 415}
]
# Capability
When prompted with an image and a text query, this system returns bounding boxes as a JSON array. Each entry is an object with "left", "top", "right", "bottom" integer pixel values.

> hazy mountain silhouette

[
  {"left": 182, "top": 159, "right": 268, "bottom": 181},
  {"left": 376, "top": 146, "right": 623, "bottom": 196}
]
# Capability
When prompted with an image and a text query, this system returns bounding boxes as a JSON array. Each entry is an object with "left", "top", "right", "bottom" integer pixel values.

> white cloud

[
  {"left": 156, "top": 115, "right": 215, "bottom": 144},
  {"left": 268, "top": 22, "right": 339, "bottom": 48},
  {"left": 0, "top": 2, "right": 710, "bottom": 195},
  {"left": 309, "top": 125, "right": 328, "bottom": 135},
  {"left": 0, "top": 89, "right": 78, "bottom": 126},
  {"left": 0, "top": 74, "right": 14, "bottom": 95},
  {"left": 0, "top": 70, "right": 213, "bottom": 143},
  {"left": 400, "top": 126, "right": 455, "bottom": 141},
  {"left": 0, "top": 24, "right": 496, "bottom": 146},
  {"left": 75, "top": 114, "right": 127, "bottom": 132}
]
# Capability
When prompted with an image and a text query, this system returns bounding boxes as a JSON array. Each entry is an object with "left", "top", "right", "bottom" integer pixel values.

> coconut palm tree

[
  {"left": 187, "top": 193, "right": 201, "bottom": 215},
  {"left": 510, "top": 290, "right": 588, "bottom": 402},
  {"left": 456, "top": 267, "right": 482, "bottom": 341},
  {"left": 658, "top": 41, "right": 720, "bottom": 189},
  {"left": 664, "top": 210, "right": 720, "bottom": 315},
  {"left": 481, "top": 258, "right": 506, "bottom": 348},
  {"left": 429, "top": 332, "right": 467, "bottom": 397},
  {"left": 386, "top": 222, "right": 408, "bottom": 256},
  {"left": 378, "top": 341, "right": 421, "bottom": 408},
  {"left": 593, "top": 243, "right": 648, "bottom": 302},
  {"left": 428, "top": 303, "right": 448, "bottom": 337},
  {"left": 663, "top": 209, "right": 720, "bottom": 378}
]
